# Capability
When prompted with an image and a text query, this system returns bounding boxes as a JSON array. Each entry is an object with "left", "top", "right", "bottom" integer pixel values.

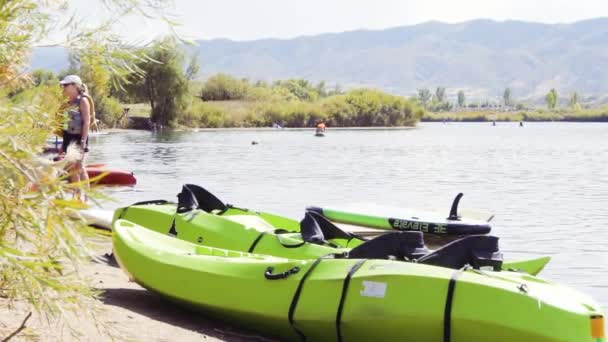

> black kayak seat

[
  {"left": 178, "top": 184, "right": 228, "bottom": 213},
  {"left": 300, "top": 211, "right": 359, "bottom": 245},
  {"left": 302, "top": 210, "right": 428, "bottom": 260},
  {"left": 417, "top": 235, "right": 503, "bottom": 271},
  {"left": 348, "top": 231, "right": 429, "bottom": 260}
]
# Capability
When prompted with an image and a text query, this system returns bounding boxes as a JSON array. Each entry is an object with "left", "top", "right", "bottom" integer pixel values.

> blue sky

[{"left": 69, "top": 0, "right": 608, "bottom": 41}]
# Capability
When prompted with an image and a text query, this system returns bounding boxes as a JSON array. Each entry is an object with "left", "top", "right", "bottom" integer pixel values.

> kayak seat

[
  {"left": 300, "top": 211, "right": 367, "bottom": 247},
  {"left": 417, "top": 235, "right": 503, "bottom": 271},
  {"left": 179, "top": 184, "right": 228, "bottom": 213},
  {"left": 347, "top": 231, "right": 429, "bottom": 260}
]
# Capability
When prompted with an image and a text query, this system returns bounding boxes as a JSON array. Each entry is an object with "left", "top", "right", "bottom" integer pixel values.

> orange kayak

[{"left": 87, "top": 167, "right": 136, "bottom": 186}]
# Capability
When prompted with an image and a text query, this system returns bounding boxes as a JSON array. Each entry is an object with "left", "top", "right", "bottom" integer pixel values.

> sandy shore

[{"left": 0, "top": 239, "right": 278, "bottom": 342}]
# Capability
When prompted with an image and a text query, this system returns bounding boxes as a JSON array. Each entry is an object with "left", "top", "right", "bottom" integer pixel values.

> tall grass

[{"left": 423, "top": 107, "right": 608, "bottom": 122}]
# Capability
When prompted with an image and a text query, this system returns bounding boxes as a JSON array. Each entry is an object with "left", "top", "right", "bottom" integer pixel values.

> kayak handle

[{"left": 264, "top": 266, "right": 300, "bottom": 280}]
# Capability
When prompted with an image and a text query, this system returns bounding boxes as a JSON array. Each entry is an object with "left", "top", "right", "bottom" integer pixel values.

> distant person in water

[
  {"left": 58, "top": 75, "right": 91, "bottom": 200},
  {"left": 316, "top": 121, "right": 326, "bottom": 133}
]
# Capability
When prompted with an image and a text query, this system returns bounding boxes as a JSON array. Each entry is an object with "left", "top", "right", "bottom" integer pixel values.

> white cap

[{"left": 59, "top": 75, "right": 82, "bottom": 86}]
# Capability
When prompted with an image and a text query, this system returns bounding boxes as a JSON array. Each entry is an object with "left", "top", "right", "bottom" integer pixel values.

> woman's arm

[{"left": 80, "top": 98, "right": 90, "bottom": 144}]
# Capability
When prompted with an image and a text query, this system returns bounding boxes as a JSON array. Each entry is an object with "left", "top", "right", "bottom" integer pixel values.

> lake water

[{"left": 89, "top": 122, "right": 608, "bottom": 312}]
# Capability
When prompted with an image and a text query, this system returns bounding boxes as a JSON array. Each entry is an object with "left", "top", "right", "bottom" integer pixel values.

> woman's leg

[
  {"left": 80, "top": 152, "right": 89, "bottom": 201},
  {"left": 70, "top": 151, "right": 89, "bottom": 202},
  {"left": 70, "top": 162, "right": 82, "bottom": 200}
]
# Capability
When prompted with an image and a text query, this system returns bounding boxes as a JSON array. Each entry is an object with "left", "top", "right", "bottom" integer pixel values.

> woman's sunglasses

[{"left": 61, "top": 83, "right": 75, "bottom": 88}]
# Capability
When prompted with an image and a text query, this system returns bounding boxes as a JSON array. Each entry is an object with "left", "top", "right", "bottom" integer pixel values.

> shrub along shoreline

[
  {"left": 423, "top": 108, "right": 608, "bottom": 122},
  {"left": 122, "top": 74, "right": 425, "bottom": 128}
]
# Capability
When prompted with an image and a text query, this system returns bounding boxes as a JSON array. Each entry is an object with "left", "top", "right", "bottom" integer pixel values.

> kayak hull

[{"left": 113, "top": 220, "right": 605, "bottom": 342}]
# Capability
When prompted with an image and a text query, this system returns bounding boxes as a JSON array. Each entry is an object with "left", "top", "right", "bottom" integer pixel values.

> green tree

[
  {"left": 457, "top": 90, "right": 465, "bottom": 107},
  {"left": 316, "top": 81, "right": 327, "bottom": 98},
  {"left": 185, "top": 53, "right": 201, "bottom": 81},
  {"left": 545, "top": 88, "right": 558, "bottom": 109},
  {"left": 275, "top": 79, "right": 319, "bottom": 101},
  {"left": 333, "top": 83, "right": 343, "bottom": 95},
  {"left": 125, "top": 39, "right": 189, "bottom": 126},
  {"left": 503, "top": 88, "right": 512, "bottom": 107},
  {"left": 435, "top": 87, "right": 446, "bottom": 103},
  {"left": 200, "top": 73, "right": 250, "bottom": 101},
  {"left": 417, "top": 88, "right": 432, "bottom": 108},
  {"left": 569, "top": 91, "right": 580, "bottom": 109}
]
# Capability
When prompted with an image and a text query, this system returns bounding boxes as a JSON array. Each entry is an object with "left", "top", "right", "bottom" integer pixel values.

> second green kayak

[{"left": 112, "top": 184, "right": 551, "bottom": 275}]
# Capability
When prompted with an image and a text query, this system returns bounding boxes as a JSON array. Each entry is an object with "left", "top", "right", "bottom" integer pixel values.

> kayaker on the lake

[
  {"left": 58, "top": 75, "right": 91, "bottom": 200},
  {"left": 316, "top": 121, "right": 326, "bottom": 133}
]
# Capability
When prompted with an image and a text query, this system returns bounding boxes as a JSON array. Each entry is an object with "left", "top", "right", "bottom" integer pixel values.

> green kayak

[
  {"left": 112, "top": 184, "right": 550, "bottom": 275},
  {"left": 113, "top": 219, "right": 605, "bottom": 342}
]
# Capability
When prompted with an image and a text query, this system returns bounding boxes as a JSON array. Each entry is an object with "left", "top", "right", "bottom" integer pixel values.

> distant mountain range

[{"left": 31, "top": 18, "right": 608, "bottom": 103}]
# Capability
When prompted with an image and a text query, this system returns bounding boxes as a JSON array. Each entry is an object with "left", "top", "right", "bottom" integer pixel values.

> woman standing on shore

[{"left": 59, "top": 75, "right": 91, "bottom": 200}]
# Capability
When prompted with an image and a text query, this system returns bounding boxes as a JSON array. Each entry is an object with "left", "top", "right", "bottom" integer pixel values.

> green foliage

[
  {"left": 503, "top": 88, "right": 512, "bottom": 106},
  {"left": 123, "top": 38, "right": 189, "bottom": 127},
  {"left": 0, "top": 98, "right": 101, "bottom": 328},
  {"left": 569, "top": 92, "right": 581, "bottom": 110},
  {"left": 0, "top": 0, "right": 50, "bottom": 87},
  {"left": 200, "top": 74, "right": 250, "bottom": 101},
  {"left": 324, "top": 89, "right": 421, "bottom": 127},
  {"left": 434, "top": 87, "right": 446, "bottom": 103},
  {"left": 9, "top": 83, "right": 63, "bottom": 108},
  {"left": 185, "top": 87, "right": 424, "bottom": 128},
  {"left": 428, "top": 100, "right": 453, "bottom": 112},
  {"left": 316, "top": 81, "right": 327, "bottom": 97},
  {"left": 179, "top": 99, "right": 228, "bottom": 127},
  {"left": 545, "top": 88, "right": 558, "bottom": 109},
  {"left": 423, "top": 106, "right": 608, "bottom": 122},
  {"left": 457, "top": 90, "right": 465, "bottom": 107},
  {"left": 418, "top": 87, "right": 451, "bottom": 112},
  {"left": 424, "top": 111, "right": 524, "bottom": 122},
  {"left": 185, "top": 53, "right": 200, "bottom": 81},
  {"left": 417, "top": 88, "right": 432, "bottom": 108},
  {"left": 248, "top": 100, "right": 322, "bottom": 127},
  {"left": 330, "top": 84, "right": 343, "bottom": 96},
  {"left": 522, "top": 107, "right": 608, "bottom": 122},
  {"left": 97, "top": 96, "right": 125, "bottom": 128},
  {"left": 0, "top": 0, "right": 178, "bottom": 338},
  {"left": 199, "top": 75, "right": 333, "bottom": 103},
  {"left": 274, "top": 79, "right": 320, "bottom": 101},
  {"left": 30, "top": 69, "right": 57, "bottom": 86}
]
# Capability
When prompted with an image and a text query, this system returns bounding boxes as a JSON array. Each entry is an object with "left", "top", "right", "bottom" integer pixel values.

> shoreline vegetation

[
  {"left": 117, "top": 73, "right": 425, "bottom": 129},
  {"left": 122, "top": 98, "right": 608, "bottom": 130},
  {"left": 114, "top": 70, "right": 608, "bottom": 129},
  {"left": 423, "top": 107, "right": 608, "bottom": 122}
]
